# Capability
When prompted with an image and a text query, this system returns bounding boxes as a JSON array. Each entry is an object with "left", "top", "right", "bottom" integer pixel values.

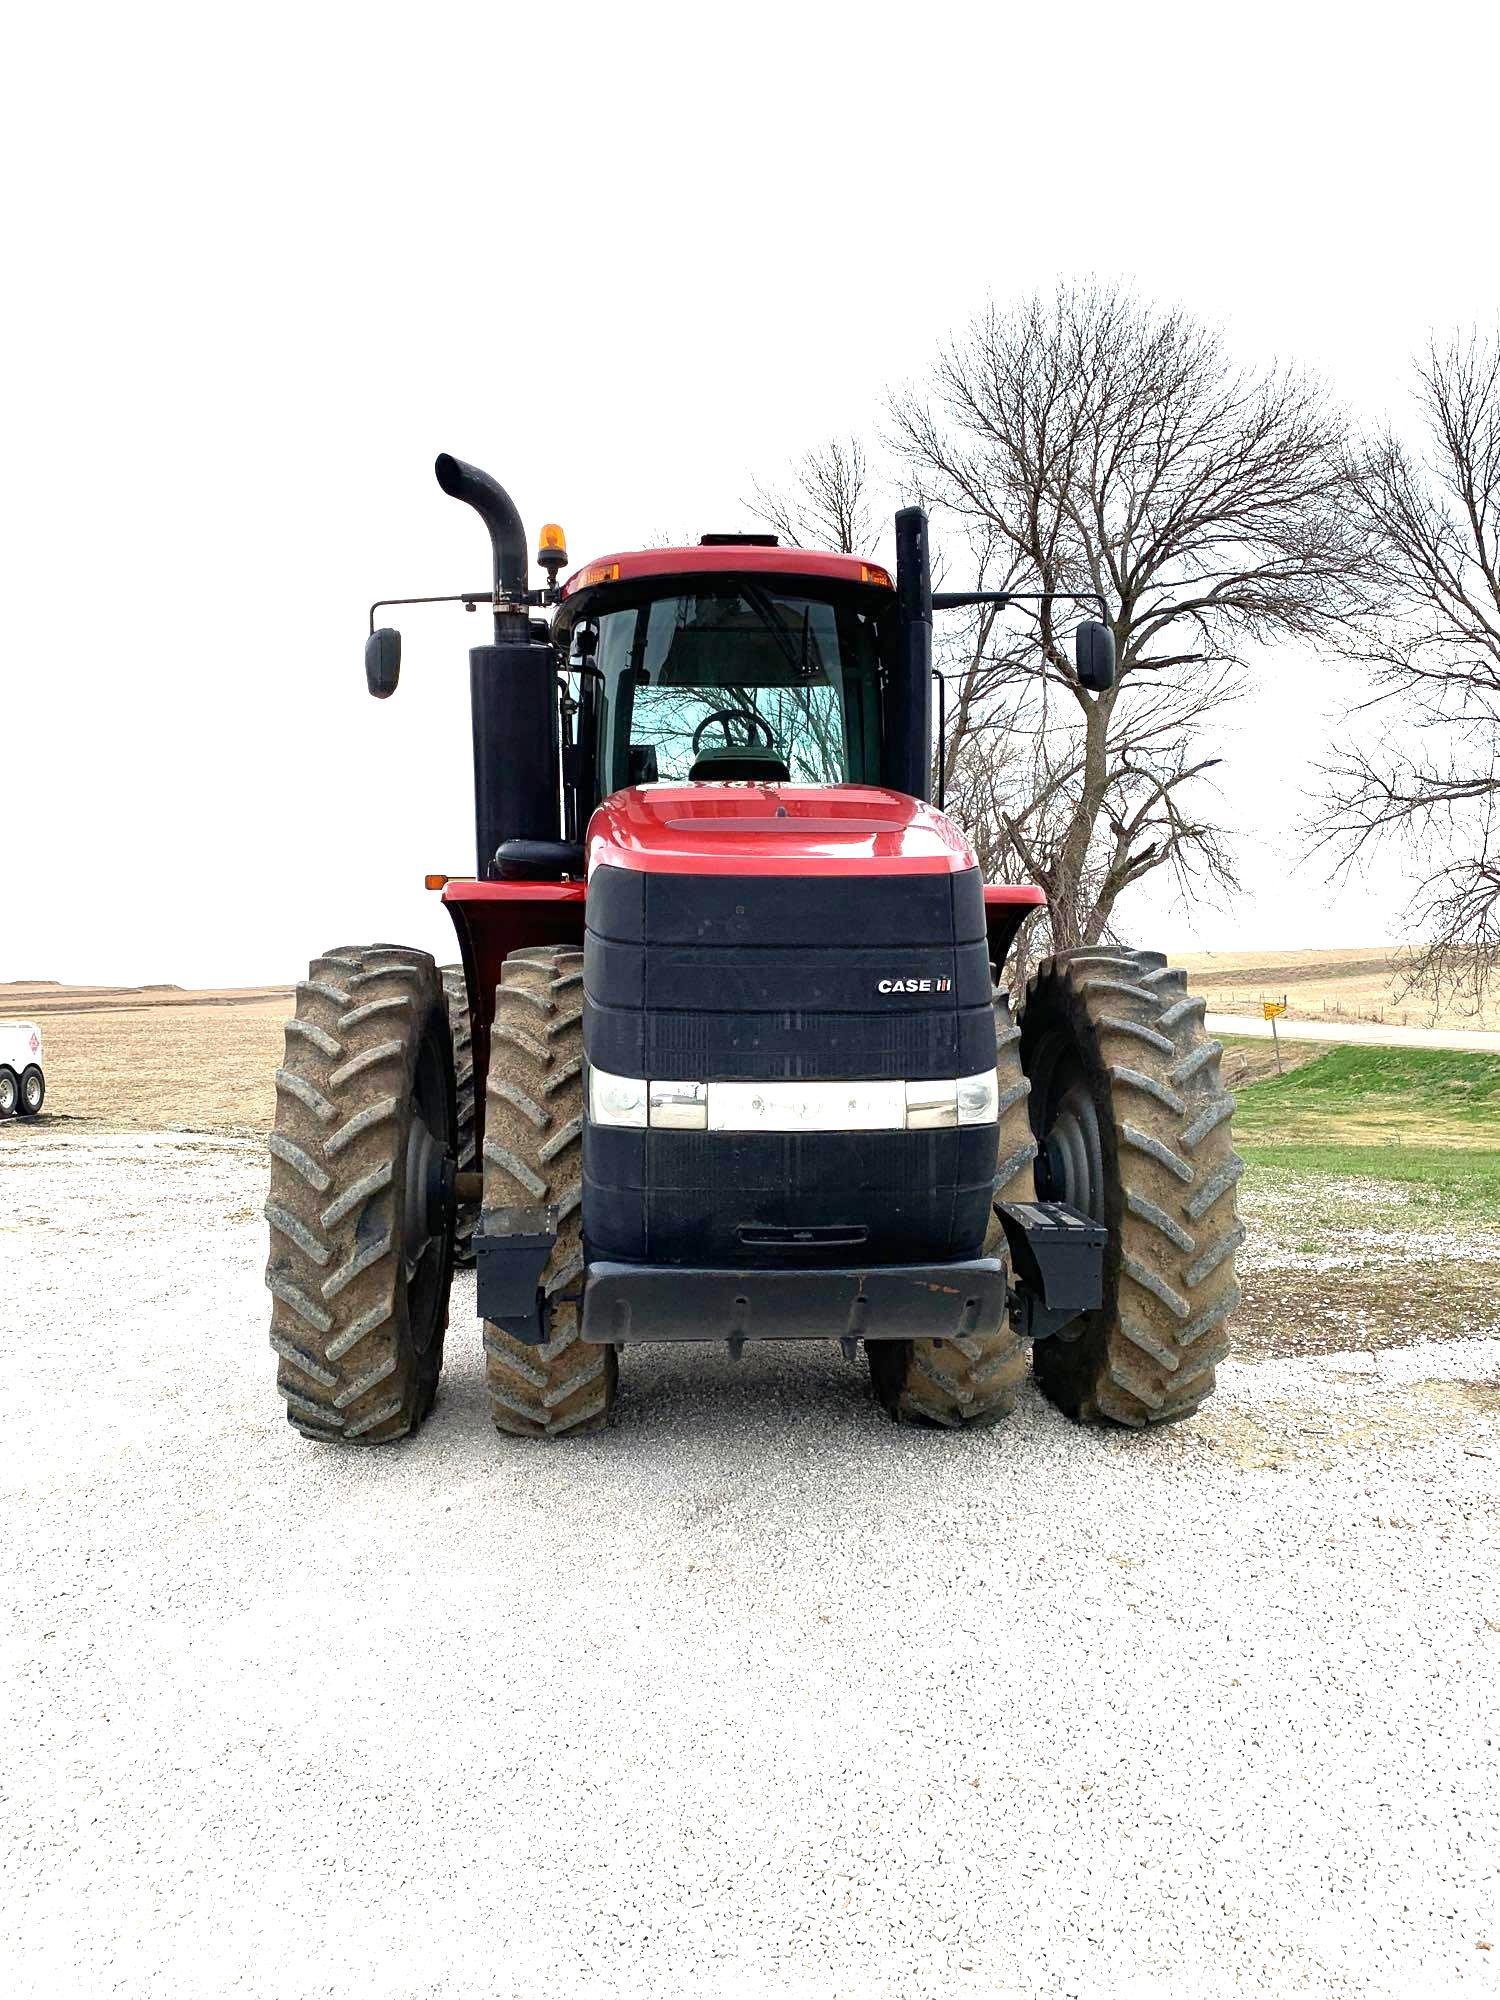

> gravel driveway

[{"left": 4, "top": 1128, "right": 1498, "bottom": 1999}]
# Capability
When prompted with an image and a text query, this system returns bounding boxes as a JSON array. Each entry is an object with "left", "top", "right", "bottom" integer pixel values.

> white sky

[{"left": 4, "top": 0, "right": 1496, "bottom": 987}]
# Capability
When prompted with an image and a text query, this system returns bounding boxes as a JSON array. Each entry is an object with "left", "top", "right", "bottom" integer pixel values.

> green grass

[
  {"left": 1232, "top": 1045, "right": 1500, "bottom": 1148},
  {"left": 1239, "top": 1142, "right": 1500, "bottom": 1219},
  {"left": 1233, "top": 1046, "right": 1500, "bottom": 1214}
]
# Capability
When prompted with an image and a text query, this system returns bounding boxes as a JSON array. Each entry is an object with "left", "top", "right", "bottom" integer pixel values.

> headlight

[
  {"left": 904, "top": 1079, "right": 959, "bottom": 1129},
  {"left": 956, "top": 1069, "right": 1000, "bottom": 1125},
  {"left": 588, "top": 1067, "right": 648, "bottom": 1129},
  {"left": 585, "top": 1068, "right": 1004, "bottom": 1131}
]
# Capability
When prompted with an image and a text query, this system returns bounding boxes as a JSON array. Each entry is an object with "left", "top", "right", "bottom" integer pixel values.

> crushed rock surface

[{"left": 3, "top": 1127, "right": 1498, "bottom": 1999}]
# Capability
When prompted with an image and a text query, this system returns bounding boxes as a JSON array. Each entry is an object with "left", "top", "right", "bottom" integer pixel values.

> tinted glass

[{"left": 587, "top": 585, "right": 883, "bottom": 792}]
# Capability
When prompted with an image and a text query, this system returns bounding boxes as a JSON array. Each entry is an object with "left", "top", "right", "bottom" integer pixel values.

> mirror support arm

[
  {"left": 368, "top": 587, "right": 559, "bottom": 635},
  {"left": 931, "top": 589, "right": 1110, "bottom": 619}
]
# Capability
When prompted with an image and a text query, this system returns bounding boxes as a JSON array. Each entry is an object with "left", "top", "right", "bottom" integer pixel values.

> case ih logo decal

[{"left": 878, "top": 976, "right": 952, "bottom": 994}]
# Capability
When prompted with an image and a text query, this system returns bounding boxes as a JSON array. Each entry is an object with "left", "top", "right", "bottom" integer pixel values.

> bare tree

[
  {"left": 887, "top": 281, "right": 1359, "bottom": 960},
  {"left": 745, "top": 434, "right": 875, "bottom": 555},
  {"left": 1313, "top": 329, "right": 1500, "bottom": 1009}
]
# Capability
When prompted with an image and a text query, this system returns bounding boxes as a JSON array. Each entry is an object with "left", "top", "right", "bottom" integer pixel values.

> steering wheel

[{"left": 691, "top": 706, "right": 777, "bottom": 754}]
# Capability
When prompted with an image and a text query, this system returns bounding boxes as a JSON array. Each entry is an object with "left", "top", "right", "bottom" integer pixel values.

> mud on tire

[
  {"left": 441, "top": 966, "right": 478, "bottom": 1267},
  {"left": 1022, "top": 947, "right": 1242, "bottom": 1427},
  {"left": 867, "top": 992, "right": 1038, "bottom": 1428},
  {"left": 265, "top": 944, "right": 456, "bottom": 1443},
  {"left": 481, "top": 945, "right": 616, "bottom": 1437}
]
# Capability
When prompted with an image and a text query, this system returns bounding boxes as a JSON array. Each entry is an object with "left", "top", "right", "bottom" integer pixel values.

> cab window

[{"left": 583, "top": 584, "right": 884, "bottom": 795}]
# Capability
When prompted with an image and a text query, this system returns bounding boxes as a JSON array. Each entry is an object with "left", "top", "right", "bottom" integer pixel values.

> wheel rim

[
  {"left": 0, "top": 1076, "right": 14, "bottom": 1114},
  {"left": 402, "top": 1021, "right": 454, "bottom": 1352},
  {"left": 23, "top": 1075, "right": 41, "bottom": 1111},
  {"left": 1030, "top": 1030, "right": 1106, "bottom": 1222}
]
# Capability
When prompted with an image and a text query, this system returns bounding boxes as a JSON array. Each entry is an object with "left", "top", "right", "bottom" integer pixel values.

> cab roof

[{"left": 558, "top": 544, "right": 892, "bottom": 598}]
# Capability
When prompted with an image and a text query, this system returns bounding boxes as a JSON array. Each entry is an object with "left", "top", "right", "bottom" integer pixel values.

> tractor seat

[
  {"left": 493, "top": 838, "right": 587, "bottom": 881},
  {"left": 687, "top": 747, "right": 792, "bottom": 783}
]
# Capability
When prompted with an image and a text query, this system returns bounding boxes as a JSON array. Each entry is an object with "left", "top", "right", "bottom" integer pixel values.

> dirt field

[
  {"left": 1, "top": 964, "right": 1489, "bottom": 1131},
  {"left": 2, "top": 952, "right": 1466, "bottom": 1133},
  {"left": 0, "top": 986, "right": 1320, "bottom": 1131},
  {"left": 1, "top": 984, "right": 290, "bottom": 1133},
  {"left": 1176, "top": 946, "right": 1497, "bottom": 1029}
]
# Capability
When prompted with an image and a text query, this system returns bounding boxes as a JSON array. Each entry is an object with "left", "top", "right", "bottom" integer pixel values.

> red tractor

[{"left": 264, "top": 455, "right": 1241, "bottom": 1440}]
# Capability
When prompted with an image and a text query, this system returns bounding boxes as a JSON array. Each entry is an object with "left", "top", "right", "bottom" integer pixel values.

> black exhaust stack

[
  {"left": 434, "top": 453, "right": 530, "bottom": 622},
  {"left": 892, "top": 506, "right": 933, "bottom": 803},
  {"left": 435, "top": 453, "right": 560, "bottom": 877}
]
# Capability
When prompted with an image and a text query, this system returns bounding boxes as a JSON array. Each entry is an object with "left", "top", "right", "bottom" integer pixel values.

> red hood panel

[{"left": 586, "top": 784, "right": 978, "bottom": 878}]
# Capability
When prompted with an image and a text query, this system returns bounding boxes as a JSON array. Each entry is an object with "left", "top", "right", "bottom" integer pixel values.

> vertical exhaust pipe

[
  {"left": 434, "top": 452, "right": 560, "bottom": 875},
  {"left": 434, "top": 453, "right": 530, "bottom": 639},
  {"left": 893, "top": 506, "right": 933, "bottom": 804}
]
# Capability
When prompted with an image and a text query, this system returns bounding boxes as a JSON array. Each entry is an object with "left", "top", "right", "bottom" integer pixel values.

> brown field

[
  {"left": 0, "top": 945, "right": 1486, "bottom": 1133},
  {"left": 1174, "top": 946, "right": 1496, "bottom": 1030},
  {"left": 4, "top": 988, "right": 1311, "bottom": 1125},
  {"left": 1, "top": 981, "right": 291, "bottom": 1133}
]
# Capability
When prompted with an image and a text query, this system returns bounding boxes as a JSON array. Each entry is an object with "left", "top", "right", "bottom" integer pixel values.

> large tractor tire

[
  {"left": 481, "top": 944, "right": 616, "bottom": 1437},
  {"left": 441, "top": 965, "right": 478, "bottom": 1267},
  {"left": 264, "top": 944, "right": 457, "bottom": 1444},
  {"left": 1021, "top": 947, "right": 1243, "bottom": 1428},
  {"left": 867, "top": 992, "right": 1038, "bottom": 1428}
]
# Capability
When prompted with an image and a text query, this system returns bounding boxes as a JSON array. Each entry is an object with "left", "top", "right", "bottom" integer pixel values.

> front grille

[
  {"left": 586, "top": 999, "right": 994, "bottom": 1083},
  {"left": 582, "top": 866, "right": 999, "bottom": 1264}
]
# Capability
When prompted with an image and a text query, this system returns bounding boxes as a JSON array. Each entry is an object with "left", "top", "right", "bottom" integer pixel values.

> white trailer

[{"left": 0, "top": 1020, "right": 45, "bottom": 1117}]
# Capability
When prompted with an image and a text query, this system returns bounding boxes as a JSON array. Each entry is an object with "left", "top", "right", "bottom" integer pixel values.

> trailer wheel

[
  {"left": 19, "top": 1067, "right": 44, "bottom": 1116},
  {"left": 0, "top": 1067, "right": 17, "bottom": 1117},
  {"left": 867, "top": 992, "right": 1037, "bottom": 1429},
  {"left": 481, "top": 944, "right": 616, "bottom": 1438},
  {"left": 441, "top": 966, "right": 478, "bottom": 1267},
  {"left": 264, "top": 944, "right": 457, "bottom": 1444},
  {"left": 1021, "top": 948, "right": 1242, "bottom": 1427}
]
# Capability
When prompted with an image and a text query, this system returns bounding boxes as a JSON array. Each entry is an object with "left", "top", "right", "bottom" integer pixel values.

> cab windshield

[{"left": 582, "top": 585, "right": 885, "bottom": 794}]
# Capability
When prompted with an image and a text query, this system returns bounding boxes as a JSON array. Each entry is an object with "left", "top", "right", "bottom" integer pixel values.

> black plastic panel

[
  {"left": 580, "top": 1256, "right": 1011, "bottom": 1345},
  {"left": 584, "top": 1125, "right": 997, "bottom": 1265},
  {"left": 584, "top": 995, "right": 995, "bottom": 1083},
  {"left": 581, "top": 862, "right": 999, "bottom": 1266},
  {"left": 587, "top": 936, "right": 993, "bottom": 1014},
  {"left": 587, "top": 865, "right": 982, "bottom": 949}
]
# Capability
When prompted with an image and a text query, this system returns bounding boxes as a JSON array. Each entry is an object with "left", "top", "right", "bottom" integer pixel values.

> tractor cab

[{"left": 554, "top": 542, "right": 898, "bottom": 808}]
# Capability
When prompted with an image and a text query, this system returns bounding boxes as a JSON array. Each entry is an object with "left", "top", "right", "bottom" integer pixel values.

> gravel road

[
  {"left": 1207, "top": 1013, "right": 1500, "bottom": 1054},
  {"left": 4, "top": 1127, "right": 1499, "bottom": 1999}
]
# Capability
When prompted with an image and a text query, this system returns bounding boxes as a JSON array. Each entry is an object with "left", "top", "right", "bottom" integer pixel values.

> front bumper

[
  {"left": 577, "top": 1257, "right": 1010, "bottom": 1345},
  {"left": 474, "top": 1202, "right": 1103, "bottom": 1349}
]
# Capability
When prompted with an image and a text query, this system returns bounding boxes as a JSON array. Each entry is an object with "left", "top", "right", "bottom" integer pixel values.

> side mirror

[
  {"left": 1075, "top": 619, "right": 1116, "bottom": 692},
  {"left": 365, "top": 627, "right": 401, "bottom": 699}
]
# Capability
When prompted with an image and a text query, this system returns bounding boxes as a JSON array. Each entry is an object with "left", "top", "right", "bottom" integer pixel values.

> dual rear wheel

[
  {"left": 0, "top": 1067, "right": 44, "bottom": 1118},
  {"left": 869, "top": 947, "right": 1239, "bottom": 1430},
  {"left": 264, "top": 945, "right": 455, "bottom": 1443},
  {"left": 1022, "top": 948, "right": 1241, "bottom": 1427},
  {"left": 478, "top": 946, "right": 615, "bottom": 1437}
]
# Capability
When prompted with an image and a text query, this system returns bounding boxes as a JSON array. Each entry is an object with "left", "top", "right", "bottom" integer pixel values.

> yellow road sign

[{"left": 1262, "top": 1000, "right": 1287, "bottom": 1020}]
